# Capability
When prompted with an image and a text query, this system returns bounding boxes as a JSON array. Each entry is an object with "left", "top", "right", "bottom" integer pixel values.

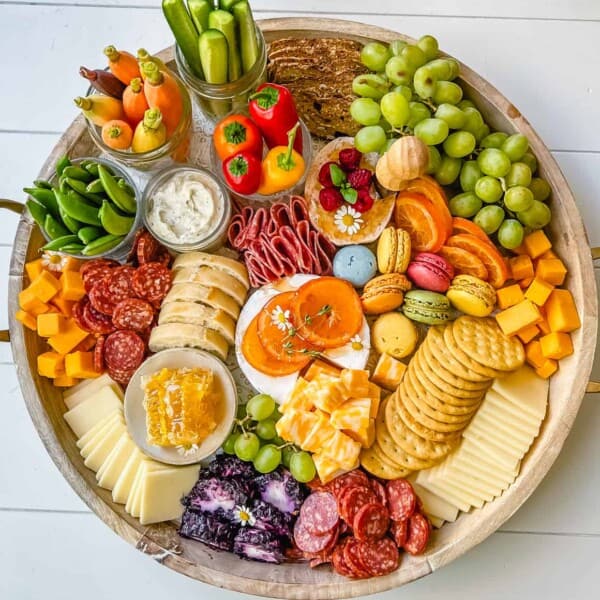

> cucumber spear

[
  {"left": 231, "top": 1, "right": 259, "bottom": 73},
  {"left": 209, "top": 9, "right": 241, "bottom": 81},
  {"left": 198, "top": 29, "right": 229, "bottom": 85}
]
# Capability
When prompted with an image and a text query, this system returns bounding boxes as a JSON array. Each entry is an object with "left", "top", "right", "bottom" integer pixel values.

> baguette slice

[
  {"left": 162, "top": 283, "right": 240, "bottom": 321},
  {"left": 158, "top": 301, "right": 236, "bottom": 345},
  {"left": 173, "top": 267, "right": 247, "bottom": 306},
  {"left": 148, "top": 323, "right": 229, "bottom": 361},
  {"left": 172, "top": 252, "right": 250, "bottom": 290}
]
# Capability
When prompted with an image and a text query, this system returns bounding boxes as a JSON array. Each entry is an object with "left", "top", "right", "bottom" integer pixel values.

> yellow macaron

[
  {"left": 377, "top": 227, "right": 411, "bottom": 274},
  {"left": 446, "top": 274, "right": 496, "bottom": 317},
  {"left": 361, "top": 273, "right": 412, "bottom": 314},
  {"left": 371, "top": 312, "right": 419, "bottom": 359}
]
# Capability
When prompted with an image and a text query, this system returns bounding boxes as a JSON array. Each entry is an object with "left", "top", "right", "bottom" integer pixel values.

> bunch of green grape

[
  {"left": 351, "top": 35, "right": 553, "bottom": 250},
  {"left": 222, "top": 393, "right": 316, "bottom": 483}
]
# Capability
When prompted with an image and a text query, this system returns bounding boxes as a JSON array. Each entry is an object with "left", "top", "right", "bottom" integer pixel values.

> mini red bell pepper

[
  {"left": 213, "top": 114, "right": 263, "bottom": 161},
  {"left": 222, "top": 150, "right": 262, "bottom": 195},
  {"left": 248, "top": 83, "right": 303, "bottom": 153}
]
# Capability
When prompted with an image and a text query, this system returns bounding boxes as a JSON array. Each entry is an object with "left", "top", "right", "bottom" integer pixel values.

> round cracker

[
  {"left": 443, "top": 322, "right": 502, "bottom": 378},
  {"left": 360, "top": 445, "right": 413, "bottom": 480}
]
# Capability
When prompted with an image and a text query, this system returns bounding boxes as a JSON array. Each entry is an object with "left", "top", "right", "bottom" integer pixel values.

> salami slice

[
  {"left": 331, "top": 539, "right": 355, "bottom": 578},
  {"left": 112, "top": 298, "right": 155, "bottom": 332},
  {"left": 353, "top": 503, "right": 389, "bottom": 542},
  {"left": 293, "top": 520, "right": 337, "bottom": 554},
  {"left": 94, "top": 336, "right": 106, "bottom": 372},
  {"left": 132, "top": 262, "right": 172, "bottom": 303},
  {"left": 81, "top": 260, "right": 117, "bottom": 293},
  {"left": 343, "top": 537, "right": 370, "bottom": 579},
  {"left": 390, "top": 518, "right": 409, "bottom": 548},
  {"left": 403, "top": 512, "right": 431, "bottom": 556},
  {"left": 330, "top": 470, "right": 370, "bottom": 499},
  {"left": 136, "top": 231, "right": 160, "bottom": 265},
  {"left": 309, "top": 556, "right": 330, "bottom": 569},
  {"left": 154, "top": 248, "right": 172, "bottom": 268},
  {"left": 83, "top": 299, "right": 116, "bottom": 334},
  {"left": 299, "top": 492, "right": 339, "bottom": 535},
  {"left": 386, "top": 479, "right": 417, "bottom": 522},
  {"left": 370, "top": 479, "right": 387, "bottom": 507},
  {"left": 289, "top": 195, "right": 310, "bottom": 225},
  {"left": 107, "top": 365, "right": 136, "bottom": 386},
  {"left": 358, "top": 537, "right": 399, "bottom": 576},
  {"left": 72, "top": 297, "right": 88, "bottom": 331},
  {"left": 338, "top": 485, "right": 377, "bottom": 526},
  {"left": 103, "top": 330, "right": 146, "bottom": 372}
]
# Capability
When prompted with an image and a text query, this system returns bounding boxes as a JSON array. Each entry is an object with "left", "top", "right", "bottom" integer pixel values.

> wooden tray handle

[
  {"left": 586, "top": 381, "right": 600, "bottom": 393},
  {"left": 592, "top": 247, "right": 600, "bottom": 262}
]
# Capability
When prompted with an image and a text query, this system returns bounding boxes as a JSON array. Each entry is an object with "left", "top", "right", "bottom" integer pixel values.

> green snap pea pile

[{"left": 24, "top": 156, "right": 137, "bottom": 256}]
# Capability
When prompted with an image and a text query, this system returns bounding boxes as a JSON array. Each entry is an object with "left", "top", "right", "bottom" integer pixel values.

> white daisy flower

[
  {"left": 40, "top": 251, "right": 69, "bottom": 272},
  {"left": 233, "top": 505, "right": 256, "bottom": 527},
  {"left": 270, "top": 305, "right": 291, "bottom": 332},
  {"left": 176, "top": 444, "right": 199, "bottom": 457},
  {"left": 350, "top": 335, "right": 364, "bottom": 351},
  {"left": 334, "top": 205, "right": 363, "bottom": 235}
]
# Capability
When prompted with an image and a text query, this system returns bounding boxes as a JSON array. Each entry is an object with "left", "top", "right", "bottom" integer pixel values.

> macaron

[
  {"left": 361, "top": 273, "right": 412, "bottom": 315},
  {"left": 402, "top": 290, "right": 451, "bottom": 325},
  {"left": 371, "top": 312, "right": 418, "bottom": 359},
  {"left": 333, "top": 244, "right": 377, "bottom": 287},
  {"left": 446, "top": 274, "right": 496, "bottom": 317},
  {"left": 407, "top": 252, "right": 454, "bottom": 293},
  {"left": 377, "top": 226, "right": 412, "bottom": 274}
]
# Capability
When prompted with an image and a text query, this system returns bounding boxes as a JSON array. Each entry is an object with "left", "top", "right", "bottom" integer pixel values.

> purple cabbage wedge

[
  {"left": 179, "top": 512, "right": 237, "bottom": 552},
  {"left": 203, "top": 455, "right": 256, "bottom": 480},
  {"left": 251, "top": 499, "right": 294, "bottom": 539},
  {"left": 254, "top": 469, "right": 306, "bottom": 515},
  {"left": 184, "top": 478, "right": 247, "bottom": 521},
  {"left": 233, "top": 527, "right": 285, "bottom": 564}
]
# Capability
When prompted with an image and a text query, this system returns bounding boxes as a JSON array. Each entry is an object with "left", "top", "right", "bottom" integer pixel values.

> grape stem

[{"left": 276, "top": 442, "right": 295, "bottom": 451}]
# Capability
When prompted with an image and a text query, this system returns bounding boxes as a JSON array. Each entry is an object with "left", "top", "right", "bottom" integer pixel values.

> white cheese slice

[
  {"left": 64, "top": 386, "right": 123, "bottom": 438},
  {"left": 461, "top": 436, "right": 522, "bottom": 472},
  {"left": 491, "top": 365, "right": 548, "bottom": 420},
  {"left": 63, "top": 375, "right": 123, "bottom": 410},
  {"left": 411, "top": 482, "right": 459, "bottom": 523},
  {"left": 79, "top": 413, "right": 123, "bottom": 459},
  {"left": 139, "top": 465, "right": 200, "bottom": 525},
  {"left": 76, "top": 409, "right": 122, "bottom": 450},
  {"left": 448, "top": 452, "right": 515, "bottom": 487},
  {"left": 424, "top": 474, "right": 486, "bottom": 509},
  {"left": 96, "top": 431, "right": 127, "bottom": 482},
  {"left": 457, "top": 446, "right": 519, "bottom": 480},
  {"left": 126, "top": 461, "right": 172, "bottom": 518},
  {"left": 467, "top": 419, "right": 530, "bottom": 456},
  {"left": 97, "top": 433, "right": 136, "bottom": 491},
  {"left": 478, "top": 392, "right": 542, "bottom": 436},
  {"left": 415, "top": 471, "right": 471, "bottom": 512},
  {"left": 471, "top": 412, "right": 534, "bottom": 450},
  {"left": 428, "top": 515, "right": 445, "bottom": 529},
  {"left": 439, "top": 461, "right": 503, "bottom": 499},
  {"left": 484, "top": 389, "right": 546, "bottom": 429},
  {"left": 84, "top": 420, "right": 127, "bottom": 472},
  {"left": 113, "top": 449, "right": 143, "bottom": 505}
]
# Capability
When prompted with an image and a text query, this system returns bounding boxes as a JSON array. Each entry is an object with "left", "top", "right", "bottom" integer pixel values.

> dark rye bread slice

[{"left": 267, "top": 37, "right": 367, "bottom": 139}]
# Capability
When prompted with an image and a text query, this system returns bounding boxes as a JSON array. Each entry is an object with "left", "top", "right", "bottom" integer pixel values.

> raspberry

[
  {"left": 354, "top": 188, "right": 375, "bottom": 213},
  {"left": 317, "top": 161, "right": 338, "bottom": 188},
  {"left": 338, "top": 148, "right": 362, "bottom": 171},
  {"left": 347, "top": 168, "right": 373, "bottom": 189},
  {"left": 319, "top": 188, "right": 344, "bottom": 211}
]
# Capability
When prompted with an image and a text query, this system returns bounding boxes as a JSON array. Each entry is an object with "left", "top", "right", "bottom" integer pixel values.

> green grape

[
  {"left": 360, "top": 42, "right": 392, "bottom": 72},
  {"left": 432, "top": 80, "right": 463, "bottom": 105},
  {"left": 417, "top": 35, "right": 439, "bottom": 60},
  {"left": 426, "top": 145, "right": 442, "bottom": 174},
  {"left": 497, "top": 219, "right": 525, "bottom": 249},
  {"left": 529, "top": 177, "right": 551, "bottom": 201},
  {"left": 504, "top": 186, "right": 534, "bottom": 212},
  {"left": 234, "top": 432, "right": 260, "bottom": 461},
  {"left": 501, "top": 133, "right": 529, "bottom": 162},
  {"left": 378, "top": 118, "right": 393, "bottom": 133},
  {"left": 380, "top": 92, "right": 410, "bottom": 127},
  {"left": 352, "top": 74, "right": 390, "bottom": 99},
  {"left": 521, "top": 151, "right": 538, "bottom": 174},
  {"left": 272, "top": 436, "right": 286, "bottom": 446},
  {"left": 474, "top": 175, "right": 503, "bottom": 203},
  {"left": 460, "top": 160, "right": 483, "bottom": 192},
  {"left": 222, "top": 431, "right": 240, "bottom": 455},
  {"left": 443, "top": 130, "right": 476, "bottom": 158},
  {"left": 236, "top": 403, "right": 247, "bottom": 420},
  {"left": 401, "top": 45, "right": 427, "bottom": 69},
  {"left": 426, "top": 58, "right": 458, "bottom": 80},
  {"left": 474, "top": 205, "right": 505, "bottom": 234},
  {"left": 457, "top": 99, "right": 476, "bottom": 111},
  {"left": 435, "top": 155, "right": 462, "bottom": 185},
  {"left": 389, "top": 39, "right": 408, "bottom": 56},
  {"left": 481, "top": 132, "right": 509, "bottom": 149},
  {"left": 434, "top": 103, "right": 466, "bottom": 129},
  {"left": 253, "top": 444, "right": 282, "bottom": 474},
  {"left": 517, "top": 200, "right": 551, "bottom": 229},
  {"left": 414, "top": 118, "right": 449, "bottom": 145},
  {"left": 289, "top": 451, "right": 317, "bottom": 483},
  {"left": 449, "top": 192, "right": 482, "bottom": 217},
  {"left": 355, "top": 126, "right": 387, "bottom": 153},
  {"left": 477, "top": 148, "right": 511, "bottom": 177},
  {"left": 393, "top": 85, "right": 413, "bottom": 102},
  {"left": 382, "top": 137, "right": 399, "bottom": 153},
  {"left": 474, "top": 123, "right": 490, "bottom": 143},
  {"left": 350, "top": 98, "right": 382, "bottom": 126},
  {"left": 269, "top": 405, "right": 282, "bottom": 420},
  {"left": 505, "top": 162, "right": 532, "bottom": 188},
  {"left": 247, "top": 394, "right": 276, "bottom": 421},
  {"left": 256, "top": 419, "right": 277, "bottom": 441},
  {"left": 385, "top": 56, "right": 414, "bottom": 86},
  {"left": 413, "top": 66, "right": 437, "bottom": 99},
  {"left": 462, "top": 107, "right": 484, "bottom": 136},
  {"left": 281, "top": 445, "right": 295, "bottom": 468},
  {"left": 407, "top": 101, "right": 431, "bottom": 128}
]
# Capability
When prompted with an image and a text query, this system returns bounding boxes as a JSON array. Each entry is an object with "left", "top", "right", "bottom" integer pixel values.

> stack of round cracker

[{"left": 361, "top": 316, "right": 525, "bottom": 479}]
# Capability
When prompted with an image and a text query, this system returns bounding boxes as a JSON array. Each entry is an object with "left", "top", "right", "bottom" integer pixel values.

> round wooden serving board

[{"left": 5, "top": 17, "right": 598, "bottom": 600}]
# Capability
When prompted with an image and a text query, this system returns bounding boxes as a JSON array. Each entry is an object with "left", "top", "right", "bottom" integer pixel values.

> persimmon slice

[
  {"left": 293, "top": 277, "right": 363, "bottom": 349},
  {"left": 446, "top": 234, "right": 509, "bottom": 288},
  {"left": 402, "top": 176, "right": 453, "bottom": 240},
  {"left": 451, "top": 217, "right": 495, "bottom": 245},
  {"left": 438, "top": 245, "right": 489, "bottom": 281},
  {"left": 394, "top": 192, "right": 446, "bottom": 253}
]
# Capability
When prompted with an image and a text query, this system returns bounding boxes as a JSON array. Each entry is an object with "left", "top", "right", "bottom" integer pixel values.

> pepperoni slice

[
  {"left": 94, "top": 336, "right": 106, "bottom": 372},
  {"left": 353, "top": 503, "right": 390, "bottom": 542},
  {"left": 338, "top": 485, "right": 377, "bottom": 526},
  {"left": 357, "top": 537, "right": 399, "bottom": 576},
  {"left": 370, "top": 479, "right": 387, "bottom": 507},
  {"left": 154, "top": 247, "right": 172, "bottom": 268},
  {"left": 343, "top": 537, "right": 370, "bottom": 579},
  {"left": 80, "top": 259, "right": 118, "bottom": 293},
  {"left": 331, "top": 539, "right": 355, "bottom": 578},
  {"left": 386, "top": 479, "right": 417, "bottom": 522},
  {"left": 403, "top": 512, "right": 431, "bottom": 556},
  {"left": 72, "top": 297, "right": 88, "bottom": 331},
  {"left": 132, "top": 262, "right": 172, "bottom": 303},
  {"left": 112, "top": 298, "right": 155, "bottom": 332},
  {"left": 104, "top": 330, "right": 146, "bottom": 372},
  {"left": 107, "top": 365, "right": 137, "bottom": 386},
  {"left": 83, "top": 299, "right": 116, "bottom": 334},
  {"left": 293, "top": 520, "right": 337, "bottom": 554},
  {"left": 330, "top": 470, "right": 370, "bottom": 499},
  {"left": 299, "top": 492, "right": 339, "bottom": 536},
  {"left": 136, "top": 231, "right": 160, "bottom": 265},
  {"left": 390, "top": 518, "right": 409, "bottom": 548}
]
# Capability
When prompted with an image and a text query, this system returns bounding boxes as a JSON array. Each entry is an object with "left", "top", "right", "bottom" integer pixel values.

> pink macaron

[{"left": 407, "top": 252, "right": 455, "bottom": 293}]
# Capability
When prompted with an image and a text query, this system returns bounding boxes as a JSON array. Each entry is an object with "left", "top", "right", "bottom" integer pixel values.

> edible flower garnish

[
  {"left": 41, "top": 251, "right": 69, "bottom": 272},
  {"left": 334, "top": 205, "right": 363, "bottom": 235},
  {"left": 234, "top": 505, "right": 256, "bottom": 527},
  {"left": 270, "top": 305, "right": 292, "bottom": 332},
  {"left": 350, "top": 335, "right": 363, "bottom": 351},
  {"left": 176, "top": 443, "right": 199, "bottom": 457}
]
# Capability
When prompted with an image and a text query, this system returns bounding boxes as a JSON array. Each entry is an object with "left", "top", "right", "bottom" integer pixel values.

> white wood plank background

[{"left": 1, "top": 1, "right": 599, "bottom": 598}]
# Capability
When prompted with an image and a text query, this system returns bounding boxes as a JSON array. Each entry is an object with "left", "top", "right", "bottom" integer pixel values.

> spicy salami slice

[
  {"left": 357, "top": 537, "right": 399, "bottom": 576},
  {"left": 331, "top": 539, "right": 355, "bottom": 578},
  {"left": 81, "top": 260, "right": 118, "bottom": 293},
  {"left": 338, "top": 485, "right": 377, "bottom": 526},
  {"left": 293, "top": 520, "right": 337, "bottom": 554},
  {"left": 370, "top": 479, "right": 387, "bottom": 508},
  {"left": 390, "top": 518, "right": 409, "bottom": 548},
  {"left": 403, "top": 512, "right": 431, "bottom": 556},
  {"left": 83, "top": 299, "right": 116, "bottom": 334},
  {"left": 131, "top": 262, "right": 172, "bottom": 303},
  {"left": 330, "top": 470, "right": 370, "bottom": 499},
  {"left": 154, "top": 248, "right": 172, "bottom": 268},
  {"left": 299, "top": 492, "right": 339, "bottom": 536},
  {"left": 103, "top": 330, "right": 146, "bottom": 372},
  {"left": 343, "top": 537, "right": 370, "bottom": 579},
  {"left": 386, "top": 479, "right": 417, "bottom": 522},
  {"left": 72, "top": 297, "right": 88, "bottom": 331},
  {"left": 136, "top": 230, "right": 160, "bottom": 265},
  {"left": 112, "top": 298, "right": 155, "bottom": 332},
  {"left": 107, "top": 365, "right": 137, "bottom": 386},
  {"left": 353, "top": 503, "right": 390, "bottom": 542},
  {"left": 94, "top": 335, "right": 105, "bottom": 372}
]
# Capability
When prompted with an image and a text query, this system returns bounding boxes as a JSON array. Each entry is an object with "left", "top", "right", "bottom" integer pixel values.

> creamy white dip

[{"left": 147, "top": 171, "right": 224, "bottom": 245}]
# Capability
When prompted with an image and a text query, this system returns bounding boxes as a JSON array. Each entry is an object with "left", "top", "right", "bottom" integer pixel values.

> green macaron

[{"left": 402, "top": 290, "right": 451, "bottom": 325}]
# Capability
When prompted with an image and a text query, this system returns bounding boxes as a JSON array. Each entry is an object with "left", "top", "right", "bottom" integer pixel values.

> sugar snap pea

[
  {"left": 98, "top": 164, "right": 136, "bottom": 214},
  {"left": 55, "top": 155, "right": 71, "bottom": 177},
  {"left": 58, "top": 202, "right": 82, "bottom": 234},
  {"left": 23, "top": 187, "right": 59, "bottom": 218},
  {"left": 85, "top": 162, "right": 100, "bottom": 177},
  {"left": 62, "top": 165, "right": 93, "bottom": 182},
  {"left": 77, "top": 226, "right": 103, "bottom": 245},
  {"left": 82, "top": 233, "right": 124, "bottom": 256},
  {"left": 63, "top": 177, "right": 103, "bottom": 205},
  {"left": 117, "top": 178, "right": 135, "bottom": 196},
  {"left": 44, "top": 214, "right": 70, "bottom": 239},
  {"left": 34, "top": 179, "right": 52, "bottom": 190},
  {"left": 42, "top": 235, "right": 80, "bottom": 251},
  {"left": 99, "top": 200, "right": 135, "bottom": 235},
  {"left": 26, "top": 199, "right": 48, "bottom": 229},
  {"left": 55, "top": 188, "right": 102, "bottom": 226},
  {"left": 86, "top": 179, "right": 105, "bottom": 194},
  {"left": 59, "top": 243, "right": 85, "bottom": 253}
]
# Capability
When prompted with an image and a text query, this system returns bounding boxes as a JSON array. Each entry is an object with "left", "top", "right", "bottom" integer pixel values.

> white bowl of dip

[{"left": 142, "top": 165, "right": 232, "bottom": 252}]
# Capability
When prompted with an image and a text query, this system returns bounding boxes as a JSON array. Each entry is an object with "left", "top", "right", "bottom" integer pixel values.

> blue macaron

[{"left": 333, "top": 245, "right": 377, "bottom": 288}]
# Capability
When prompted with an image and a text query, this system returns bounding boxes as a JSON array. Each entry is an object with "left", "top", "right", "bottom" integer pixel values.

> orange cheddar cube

[
  {"left": 344, "top": 419, "right": 375, "bottom": 449},
  {"left": 59, "top": 270, "right": 85, "bottom": 301},
  {"left": 523, "top": 230, "right": 552, "bottom": 259},
  {"left": 303, "top": 359, "right": 341, "bottom": 381},
  {"left": 496, "top": 284, "right": 524, "bottom": 309},
  {"left": 495, "top": 299, "right": 542, "bottom": 337},
  {"left": 539, "top": 249, "right": 559, "bottom": 261},
  {"left": 525, "top": 340, "right": 545, "bottom": 369},
  {"left": 509, "top": 255, "right": 534, "bottom": 281},
  {"left": 545, "top": 289, "right": 580, "bottom": 333},
  {"left": 517, "top": 323, "right": 540, "bottom": 344},
  {"left": 74, "top": 336, "right": 96, "bottom": 352},
  {"left": 48, "top": 320, "right": 89, "bottom": 355},
  {"left": 371, "top": 353, "right": 407, "bottom": 391},
  {"left": 524, "top": 278, "right": 554, "bottom": 306},
  {"left": 18, "top": 288, "right": 49, "bottom": 315},
  {"left": 535, "top": 258, "right": 567, "bottom": 286},
  {"left": 64, "top": 351, "right": 101, "bottom": 379},
  {"left": 53, "top": 374, "right": 78, "bottom": 388},
  {"left": 511, "top": 243, "right": 529, "bottom": 256},
  {"left": 61, "top": 256, "right": 82, "bottom": 272},
  {"left": 535, "top": 358, "right": 558, "bottom": 379},
  {"left": 518, "top": 276, "right": 534, "bottom": 290},
  {"left": 25, "top": 259, "right": 45, "bottom": 282},
  {"left": 540, "top": 332, "right": 573, "bottom": 360},
  {"left": 27, "top": 270, "right": 62, "bottom": 303},
  {"left": 340, "top": 369, "right": 370, "bottom": 397},
  {"left": 37, "top": 351, "right": 65, "bottom": 378},
  {"left": 37, "top": 312, "right": 67, "bottom": 337},
  {"left": 15, "top": 309, "right": 37, "bottom": 331},
  {"left": 51, "top": 293, "right": 75, "bottom": 317}
]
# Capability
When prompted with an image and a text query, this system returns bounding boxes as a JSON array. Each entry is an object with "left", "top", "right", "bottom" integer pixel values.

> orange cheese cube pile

[
  {"left": 276, "top": 368, "right": 381, "bottom": 483},
  {"left": 495, "top": 230, "right": 579, "bottom": 379}
]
